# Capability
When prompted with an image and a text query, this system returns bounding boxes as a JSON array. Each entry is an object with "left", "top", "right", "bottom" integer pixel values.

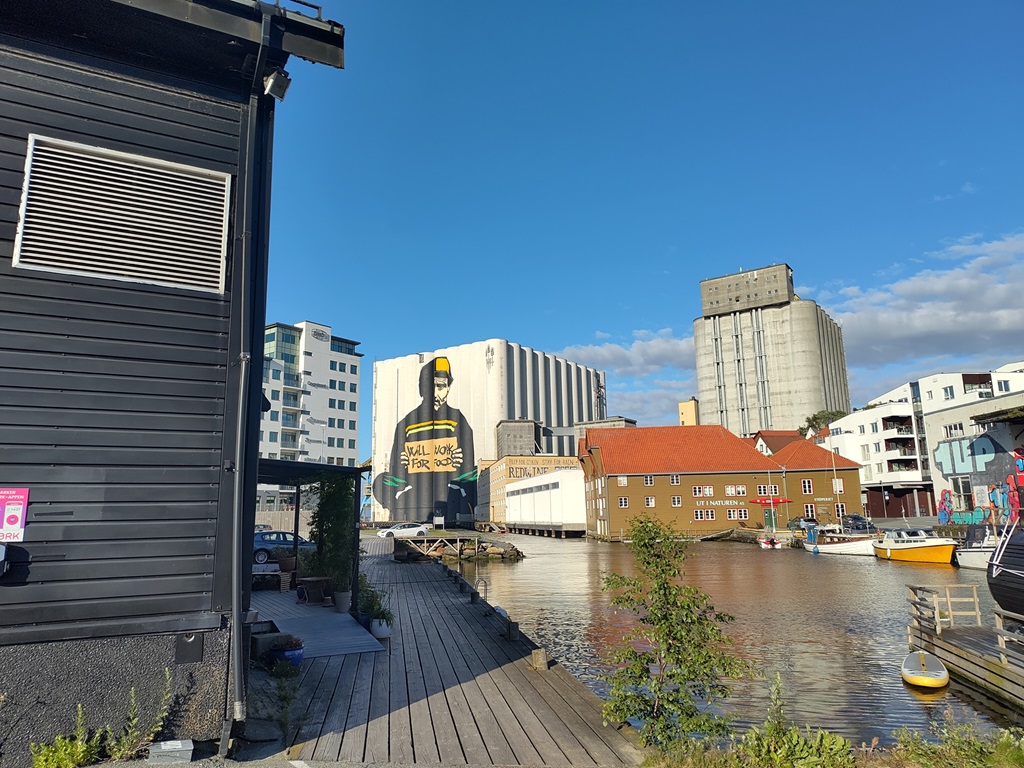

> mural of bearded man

[{"left": 372, "top": 357, "right": 477, "bottom": 524}]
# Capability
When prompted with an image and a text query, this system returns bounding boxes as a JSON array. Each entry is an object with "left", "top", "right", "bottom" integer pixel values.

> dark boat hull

[{"left": 988, "top": 529, "right": 1024, "bottom": 616}]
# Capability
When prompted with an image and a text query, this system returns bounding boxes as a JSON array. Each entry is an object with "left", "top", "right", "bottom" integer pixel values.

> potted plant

[
  {"left": 364, "top": 585, "right": 394, "bottom": 639},
  {"left": 266, "top": 633, "right": 304, "bottom": 667},
  {"left": 271, "top": 546, "right": 297, "bottom": 573}
]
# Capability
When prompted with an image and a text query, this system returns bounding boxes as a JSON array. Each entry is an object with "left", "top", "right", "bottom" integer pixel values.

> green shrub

[
  {"left": 601, "top": 514, "right": 754, "bottom": 750},
  {"left": 737, "top": 675, "right": 854, "bottom": 768},
  {"left": 28, "top": 669, "right": 173, "bottom": 767},
  {"left": 30, "top": 705, "right": 103, "bottom": 768}
]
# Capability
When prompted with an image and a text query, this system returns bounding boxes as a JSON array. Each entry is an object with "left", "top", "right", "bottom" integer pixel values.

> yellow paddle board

[{"left": 901, "top": 650, "right": 949, "bottom": 688}]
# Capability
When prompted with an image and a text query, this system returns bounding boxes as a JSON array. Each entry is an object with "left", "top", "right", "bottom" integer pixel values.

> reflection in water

[{"left": 459, "top": 534, "right": 1016, "bottom": 745}]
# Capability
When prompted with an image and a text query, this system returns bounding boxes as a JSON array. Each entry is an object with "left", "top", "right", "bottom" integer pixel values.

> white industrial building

[
  {"left": 258, "top": 321, "right": 362, "bottom": 520},
  {"left": 693, "top": 263, "right": 850, "bottom": 437},
  {"left": 504, "top": 468, "right": 586, "bottom": 536},
  {"left": 370, "top": 339, "right": 605, "bottom": 523}
]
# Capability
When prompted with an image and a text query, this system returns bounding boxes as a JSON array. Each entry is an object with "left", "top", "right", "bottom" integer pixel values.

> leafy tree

[
  {"left": 796, "top": 410, "right": 847, "bottom": 438},
  {"left": 601, "top": 515, "right": 754, "bottom": 750},
  {"left": 308, "top": 474, "right": 357, "bottom": 592}
]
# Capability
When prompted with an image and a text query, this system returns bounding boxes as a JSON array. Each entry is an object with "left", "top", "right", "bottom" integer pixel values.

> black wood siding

[{"left": 0, "top": 33, "right": 246, "bottom": 644}]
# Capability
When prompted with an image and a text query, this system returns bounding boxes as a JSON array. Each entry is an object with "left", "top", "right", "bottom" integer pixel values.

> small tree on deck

[{"left": 601, "top": 514, "right": 754, "bottom": 751}]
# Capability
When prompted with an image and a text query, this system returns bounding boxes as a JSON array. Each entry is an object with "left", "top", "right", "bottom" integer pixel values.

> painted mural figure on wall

[{"left": 372, "top": 357, "right": 477, "bottom": 523}]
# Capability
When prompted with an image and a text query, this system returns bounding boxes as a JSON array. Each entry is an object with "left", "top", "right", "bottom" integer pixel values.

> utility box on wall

[{"left": 0, "top": 1, "right": 344, "bottom": 764}]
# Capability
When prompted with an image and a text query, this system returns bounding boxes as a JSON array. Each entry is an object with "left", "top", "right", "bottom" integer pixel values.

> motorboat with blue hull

[{"left": 987, "top": 519, "right": 1024, "bottom": 616}]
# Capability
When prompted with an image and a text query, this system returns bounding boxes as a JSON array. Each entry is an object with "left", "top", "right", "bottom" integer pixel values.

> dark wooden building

[{"left": 0, "top": 1, "right": 343, "bottom": 762}]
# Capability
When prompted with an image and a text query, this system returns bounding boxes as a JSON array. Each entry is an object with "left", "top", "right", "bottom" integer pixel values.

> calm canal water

[{"left": 458, "top": 533, "right": 1020, "bottom": 745}]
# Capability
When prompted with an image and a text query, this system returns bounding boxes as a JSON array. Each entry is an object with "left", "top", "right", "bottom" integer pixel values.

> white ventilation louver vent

[{"left": 13, "top": 135, "right": 230, "bottom": 294}]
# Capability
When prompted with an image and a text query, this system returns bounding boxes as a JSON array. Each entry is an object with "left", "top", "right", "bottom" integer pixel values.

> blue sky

[{"left": 266, "top": 1, "right": 1024, "bottom": 450}]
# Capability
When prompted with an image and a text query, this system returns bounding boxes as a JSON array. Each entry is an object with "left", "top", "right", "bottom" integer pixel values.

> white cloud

[
  {"left": 961, "top": 181, "right": 977, "bottom": 194},
  {"left": 562, "top": 232, "right": 1023, "bottom": 424},
  {"left": 933, "top": 193, "right": 953, "bottom": 202},
  {"left": 594, "top": 330, "right": 612, "bottom": 340},
  {"left": 560, "top": 333, "right": 694, "bottom": 378},
  {"left": 826, "top": 231, "right": 1024, "bottom": 404}
]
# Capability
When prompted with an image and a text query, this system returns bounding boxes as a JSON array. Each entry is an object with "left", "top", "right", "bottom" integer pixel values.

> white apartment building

[
  {"left": 693, "top": 264, "right": 850, "bottom": 437},
  {"left": 258, "top": 321, "right": 362, "bottom": 516},
  {"left": 827, "top": 361, "right": 1024, "bottom": 519}
]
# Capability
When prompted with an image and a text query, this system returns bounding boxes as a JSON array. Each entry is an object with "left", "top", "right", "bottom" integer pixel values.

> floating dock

[{"left": 906, "top": 584, "right": 1024, "bottom": 712}]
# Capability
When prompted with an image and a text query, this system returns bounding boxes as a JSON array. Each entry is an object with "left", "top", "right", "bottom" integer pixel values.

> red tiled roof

[
  {"left": 769, "top": 439, "right": 861, "bottom": 470},
  {"left": 754, "top": 430, "right": 803, "bottom": 453},
  {"left": 583, "top": 425, "right": 781, "bottom": 475}
]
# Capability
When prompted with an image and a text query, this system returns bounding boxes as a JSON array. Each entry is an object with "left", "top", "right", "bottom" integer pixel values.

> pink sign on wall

[{"left": 0, "top": 487, "right": 29, "bottom": 542}]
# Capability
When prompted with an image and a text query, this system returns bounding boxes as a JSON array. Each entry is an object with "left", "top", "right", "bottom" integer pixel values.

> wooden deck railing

[{"left": 906, "top": 584, "right": 982, "bottom": 638}]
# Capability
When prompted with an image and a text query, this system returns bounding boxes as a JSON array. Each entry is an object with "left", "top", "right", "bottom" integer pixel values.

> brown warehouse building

[{"left": 579, "top": 425, "right": 862, "bottom": 541}]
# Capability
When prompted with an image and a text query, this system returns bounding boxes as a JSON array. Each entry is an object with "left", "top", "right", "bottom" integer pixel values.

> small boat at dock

[
  {"left": 873, "top": 528, "right": 957, "bottom": 564},
  {"left": 987, "top": 518, "right": 1024, "bottom": 615},
  {"left": 954, "top": 524, "right": 1000, "bottom": 571},
  {"left": 804, "top": 524, "right": 880, "bottom": 556},
  {"left": 757, "top": 535, "right": 784, "bottom": 549}
]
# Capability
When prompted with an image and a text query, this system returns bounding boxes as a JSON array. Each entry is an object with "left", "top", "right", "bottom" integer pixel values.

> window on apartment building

[
  {"left": 735, "top": 484, "right": 746, "bottom": 496},
  {"left": 644, "top": 475, "right": 654, "bottom": 486},
  {"left": 951, "top": 476, "right": 973, "bottom": 510},
  {"left": 875, "top": 463, "right": 883, "bottom": 473},
  {"left": 265, "top": 332, "right": 275, "bottom": 343},
  {"left": 349, "top": 383, "right": 357, "bottom": 392},
  {"left": 327, "top": 437, "right": 335, "bottom": 447},
  {"left": 259, "top": 431, "right": 263, "bottom": 441},
  {"left": 272, "top": 369, "right": 281, "bottom": 380},
  {"left": 801, "top": 479, "right": 813, "bottom": 494},
  {"left": 997, "top": 379, "right": 1010, "bottom": 392},
  {"left": 349, "top": 402, "right": 356, "bottom": 411},
  {"left": 835, "top": 502, "right": 846, "bottom": 516},
  {"left": 671, "top": 496, "right": 682, "bottom": 507},
  {"left": 756, "top": 484, "right": 779, "bottom": 496},
  {"left": 873, "top": 442, "right": 881, "bottom": 452},
  {"left": 269, "top": 432, "right": 278, "bottom": 443},
  {"left": 338, "top": 400, "right": 345, "bottom": 409},
  {"left": 327, "top": 457, "right": 336, "bottom": 465},
  {"left": 270, "top": 390, "right": 280, "bottom": 400},
  {"left": 669, "top": 474, "right": 680, "bottom": 485},
  {"left": 348, "top": 439, "right": 356, "bottom": 449},
  {"left": 348, "top": 459, "right": 356, "bottom": 466},
  {"left": 943, "top": 385, "right": 955, "bottom": 400},
  {"left": 617, "top": 477, "right": 627, "bottom": 486},
  {"left": 348, "top": 420, "right": 356, "bottom": 430},
  {"left": 870, "top": 422, "right": 878, "bottom": 433},
  {"left": 943, "top": 423, "right": 965, "bottom": 438},
  {"left": 269, "top": 412, "right": 279, "bottom": 422},
  {"left": 832, "top": 478, "right": 845, "bottom": 494},
  {"left": 329, "top": 380, "right": 336, "bottom": 389},
  {"left": 329, "top": 398, "right": 336, "bottom": 409},
  {"left": 350, "top": 365, "right": 357, "bottom": 374},
  {"left": 268, "top": 453, "right": 277, "bottom": 460},
  {"left": 803, "top": 503, "right": 815, "bottom": 516},
  {"left": 328, "top": 418, "right": 335, "bottom": 428},
  {"left": 330, "top": 361, "right": 337, "bottom": 371},
  {"left": 727, "top": 509, "right": 748, "bottom": 520},
  {"left": 858, "top": 425, "right": 865, "bottom": 434},
  {"left": 645, "top": 496, "right": 655, "bottom": 508},
  {"left": 618, "top": 497, "right": 629, "bottom": 508},
  {"left": 694, "top": 509, "right": 716, "bottom": 521},
  {"left": 860, "top": 445, "right": 870, "bottom": 460},
  {"left": 725, "top": 485, "right": 736, "bottom": 496}
]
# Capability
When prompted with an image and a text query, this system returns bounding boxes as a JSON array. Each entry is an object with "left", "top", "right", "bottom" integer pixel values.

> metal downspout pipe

[{"left": 224, "top": 12, "right": 271, "bottom": 750}]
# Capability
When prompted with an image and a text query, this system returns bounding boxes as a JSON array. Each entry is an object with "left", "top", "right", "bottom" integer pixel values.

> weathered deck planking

[{"left": 267, "top": 535, "right": 646, "bottom": 765}]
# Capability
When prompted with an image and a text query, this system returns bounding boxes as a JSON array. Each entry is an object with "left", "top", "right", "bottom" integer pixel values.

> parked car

[
  {"left": 841, "top": 514, "right": 878, "bottom": 533},
  {"left": 252, "top": 531, "right": 316, "bottom": 564},
  {"left": 377, "top": 522, "right": 429, "bottom": 539},
  {"left": 254, "top": 523, "right": 272, "bottom": 531}
]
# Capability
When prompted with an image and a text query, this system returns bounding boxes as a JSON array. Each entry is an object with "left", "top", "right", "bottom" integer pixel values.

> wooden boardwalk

[{"left": 270, "top": 535, "right": 647, "bottom": 765}]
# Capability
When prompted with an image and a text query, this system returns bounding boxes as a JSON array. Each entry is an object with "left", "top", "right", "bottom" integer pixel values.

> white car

[{"left": 377, "top": 522, "right": 429, "bottom": 538}]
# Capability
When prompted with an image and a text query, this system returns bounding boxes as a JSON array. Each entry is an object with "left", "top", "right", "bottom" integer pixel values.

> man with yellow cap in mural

[{"left": 373, "top": 356, "right": 477, "bottom": 523}]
